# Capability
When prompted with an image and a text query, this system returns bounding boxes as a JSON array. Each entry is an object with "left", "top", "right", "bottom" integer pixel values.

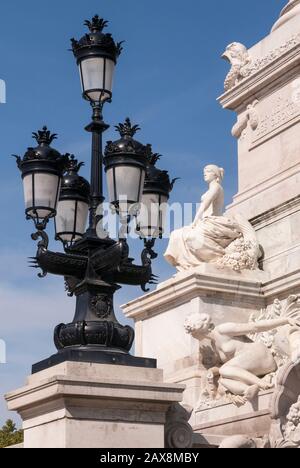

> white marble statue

[
  {"left": 164, "top": 165, "right": 260, "bottom": 272},
  {"left": 184, "top": 312, "right": 300, "bottom": 404}
]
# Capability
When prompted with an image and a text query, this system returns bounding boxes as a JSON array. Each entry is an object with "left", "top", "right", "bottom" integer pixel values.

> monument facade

[{"left": 122, "top": 0, "right": 300, "bottom": 448}]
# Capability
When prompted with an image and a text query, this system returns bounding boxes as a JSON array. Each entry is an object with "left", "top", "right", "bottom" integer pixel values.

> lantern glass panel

[
  {"left": 106, "top": 166, "right": 145, "bottom": 210},
  {"left": 159, "top": 195, "right": 169, "bottom": 235},
  {"left": 137, "top": 193, "right": 160, "bottom": 238},
  {"left": 23, "top": 173, "right": 60, "bottom": 219},
  {"left": 55, "top": 200, "right": 89, "bottom": 242},
  {"left": 79, "top": 57, "right": 115, "bottom": 102}
]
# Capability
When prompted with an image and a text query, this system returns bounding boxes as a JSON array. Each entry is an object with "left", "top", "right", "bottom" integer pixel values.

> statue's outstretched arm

[{"left": 218, "top": 317, "right": 291, "bottom": 337}]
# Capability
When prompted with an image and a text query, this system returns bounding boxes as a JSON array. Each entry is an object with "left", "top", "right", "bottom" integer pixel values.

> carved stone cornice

[
  {"left": 218, "top": 39, "right": 300, "bottom": 111},
  {"left": 250, "top": 195, "right": 300, "bottom": 230},
  {"left": 122, "top": 265, "right": 267, "bottom": 321}
]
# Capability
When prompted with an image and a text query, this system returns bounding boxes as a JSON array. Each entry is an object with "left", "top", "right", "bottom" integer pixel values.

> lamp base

[{"left": 32, "top": 347, "right": 157, "bottom": 374}]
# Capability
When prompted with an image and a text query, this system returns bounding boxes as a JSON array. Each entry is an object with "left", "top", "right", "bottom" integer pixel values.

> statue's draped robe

[{"left": 164, "top": 216, "right": 241, "bottom": 271}]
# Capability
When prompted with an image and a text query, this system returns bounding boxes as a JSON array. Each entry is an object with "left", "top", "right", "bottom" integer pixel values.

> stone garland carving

[
  {"left": 231, "top": 100, "right": 259, "bottom": 140},
  {"left": 216, "top": 213, "right": 261, "bottom": 272},
  {"left": 185, "top": 296, "right": 300, "bottom": 409},
  {"left": 223, "top": 33, "right": 300, "bottom": 91}
]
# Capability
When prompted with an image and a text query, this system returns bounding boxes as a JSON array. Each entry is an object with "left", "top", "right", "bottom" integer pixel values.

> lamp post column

[{"left": 85, "top": 103, "right": 109, "bottom": 235}]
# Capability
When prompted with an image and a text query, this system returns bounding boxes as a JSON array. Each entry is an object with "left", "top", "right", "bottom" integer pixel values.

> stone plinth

[
  {"left": 193, "top": 391, "right": 273, "bottom": 445},
  {"left": 5, "top": 361, "right": 185, "bottom": 448},
  {"left": 123, "top": 264, "right": 268, "bottom": 413}
]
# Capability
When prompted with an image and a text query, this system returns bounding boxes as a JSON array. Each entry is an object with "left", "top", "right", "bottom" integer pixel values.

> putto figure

[{"left": 164, "top": 165, "right": 260, "bottom": 272}]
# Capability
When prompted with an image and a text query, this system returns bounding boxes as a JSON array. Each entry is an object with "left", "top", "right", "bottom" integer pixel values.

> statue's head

[
  {"left": 222, "top": 42, "right": 248, "bottom": 64},
  {"left": 204, "top": 165, "right": 224, "bottom": 184},
  {"left": 184, "top": 313, "right": 214, "bottom": 339}
]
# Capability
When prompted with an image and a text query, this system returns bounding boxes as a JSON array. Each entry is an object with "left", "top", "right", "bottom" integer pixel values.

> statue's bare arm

[{"left": 217, "top": 317, "right": 294, "bottom": 337}]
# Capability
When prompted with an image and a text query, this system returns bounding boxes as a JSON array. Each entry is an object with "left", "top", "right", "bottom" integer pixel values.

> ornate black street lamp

[{"left": 15, "top": 16, "right": 175, "bottom": 373}]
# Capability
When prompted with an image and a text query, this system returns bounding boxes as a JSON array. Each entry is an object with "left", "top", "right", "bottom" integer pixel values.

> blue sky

[{"left": 0, "top": 0, "right": 286, "bottom": 424}]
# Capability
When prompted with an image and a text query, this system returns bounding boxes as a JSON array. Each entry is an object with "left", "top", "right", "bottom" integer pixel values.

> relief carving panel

[{"left": 251, "top": 83, "right": 300, "bottom": 148}]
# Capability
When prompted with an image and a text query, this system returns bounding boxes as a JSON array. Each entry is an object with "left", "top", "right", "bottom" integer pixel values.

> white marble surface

[
  {"left": 123, "top": 265, "right": 268, "bottom": 412},
  {"left": 272, "top": 1, "right": 300, "bottom": 32},
  {"left": 5, "top": 362, "right": 185, "bottom": 448},
  {"left": 217, "top": 0, "right": 300, "bottom": 287}
]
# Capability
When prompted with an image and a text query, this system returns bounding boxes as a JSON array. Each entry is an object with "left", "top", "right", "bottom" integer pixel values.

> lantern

[
  {"left": 71, "top": 15, "right": 123, "bottom": 104},
  {"left": 137, "top": 152, "right": 176, "bottom": 238},
  {"left": 55, "top": 156, "right": 90, "bottom": 246},
  {"left": 15, "top": 127, "right": 68, "bottom": 229},
  {"left": 104, "top": 118, "right": 148, "bottom": 215}
]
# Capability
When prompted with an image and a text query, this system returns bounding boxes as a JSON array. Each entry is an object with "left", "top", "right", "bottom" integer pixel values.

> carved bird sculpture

[{"left": 222, "top": 42, "right": 251, "bottom": 91}]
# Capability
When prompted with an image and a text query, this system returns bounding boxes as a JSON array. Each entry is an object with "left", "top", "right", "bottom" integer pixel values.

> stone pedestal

[
  {"left": 5, "top": 361, "right": 184, "bottom": 448},
  {"left": 122, "top": 266, "right": 300, "bottom": 446},
  {"left": 122, "top": 264, "right": 268, "bottom": 416},
  {"left": 193, "top": 390, "right": 273, "bottom": 446}
]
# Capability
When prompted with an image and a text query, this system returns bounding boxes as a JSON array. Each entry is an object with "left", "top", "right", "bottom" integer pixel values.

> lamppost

[{"left": 15, "top": 16, "right": 175, "bottom": 373}]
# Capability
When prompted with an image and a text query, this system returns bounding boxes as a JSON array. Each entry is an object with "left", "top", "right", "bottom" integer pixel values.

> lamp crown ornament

[
  {"left": 71, "top": 14, "right": 124, "bottom": 63},
  {"left": 66, "top": 154, "right": 85, "bottom": 173},
  {"left": 84, "top": 15, "right": 108, "bottom": 33},
  {"left": 105, "top": 118, "right": 149, "bottom": 157},
  {"left": 18, "top": 126, "right": 68, "bottom": 167},
  {"left": 115, "top": 117, "right": 140, "bottom": 138},
  {"left": 144, "top": 148, "right": 178, "bottom": 195},
  {"left": 147, "top": 150, "right": 161, "bottom": 166},
  {"left": 32, "top": 126, "right": 57, "bottom": 146},
  {"left": 60, "top": 154, "right": 90, "bottom": 199}
]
